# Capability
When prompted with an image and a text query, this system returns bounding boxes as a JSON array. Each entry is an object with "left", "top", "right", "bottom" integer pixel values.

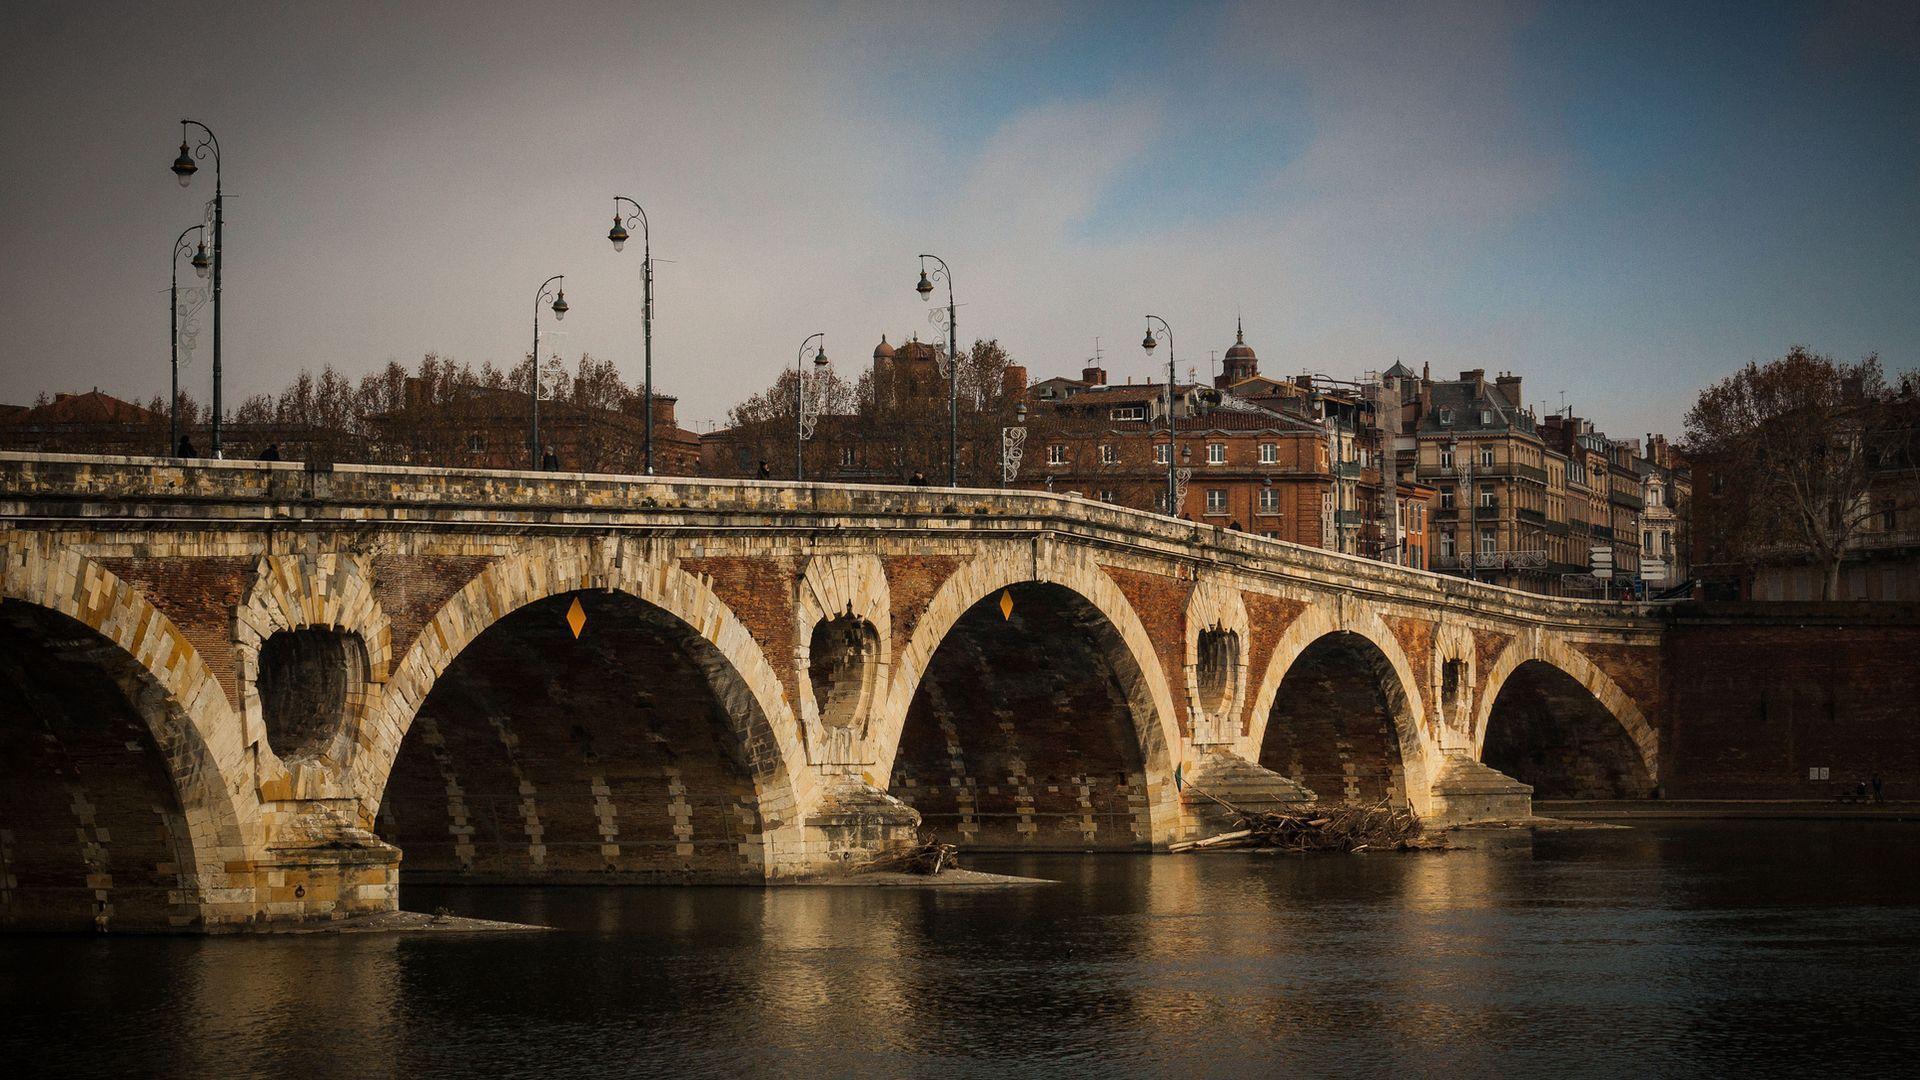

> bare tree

[{"left": 1685, "top": 347, "right": 1917, "bottom": 599}]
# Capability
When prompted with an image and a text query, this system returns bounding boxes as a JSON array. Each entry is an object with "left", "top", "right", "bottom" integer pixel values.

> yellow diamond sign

[
  {"left": 998, "top": 588, "right": 1014, "bottom": 620},
  {"left": 566, "top": 596, "right": 587, "bottom": 639}
]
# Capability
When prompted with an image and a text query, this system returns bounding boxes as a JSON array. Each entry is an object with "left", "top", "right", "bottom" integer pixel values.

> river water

[{"left": 4, "top": 819, "right": 1918, "bottom": 1078}]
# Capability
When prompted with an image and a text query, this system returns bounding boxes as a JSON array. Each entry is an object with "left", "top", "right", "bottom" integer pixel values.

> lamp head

[
  {"left": 191, "top": 243, "right": 210, "bottom": 278},
  {"left": 812, "top": 344, "right": 829, "bottom": 370},
  {"left": 915, "top": 269, "right": 933, "bottom": 301},
  {"left": 1141, "top": 330, "right": 1157, "bottom": 353},
  {"left": 607, "top": 215, "right": 628, "bottom": 252},
  {"left": 171, "top": 141, "right": 197, "bottom": 187},
  {"left": 1015, "top": 402, "right": 1028, "bottom": 423},
  {"left": 551, "top": 290, "right": 568, "bottom": 321}
]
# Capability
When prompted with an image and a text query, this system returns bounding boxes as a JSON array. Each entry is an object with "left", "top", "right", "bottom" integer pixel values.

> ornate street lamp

[
  {"left": 606, "top": 197, "right": 656, "bottom": 474},
  {"left": 1001, "top": 401, "right": 1028, "bottom": 486},
  {"left": 795, "top": 332, "right": 828, "bottom": 481},
  {"left": 169, "top": 120, "right": 227, "bottom": 456},
  {"left": 530, "top": 275, "right": 568, "bottom": 469},
  {"left": 914, "top": 254, "right": 959, "bottom": 486},
  {"left": 168, "top": 222, "right": 206, "bottom": 456},
  {"left": 1142, "top": 315, "right": 1178, "bottom": 515}
]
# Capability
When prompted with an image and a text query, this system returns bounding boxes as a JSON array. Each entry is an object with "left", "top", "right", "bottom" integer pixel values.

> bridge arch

[
  {"left": 0, "top": 539, "right": 254, "bottom": 929},
  {"left": 355, "top": 538, "right": 811, "bottom": 878},
  {"left": 1473, "top": 634, "right": 1657, "bottom": 798},
  {"left": 1246, "top": 598, "right": 1436, "bottom": 810},
  {"left": 874, "top": 548, "right": 1181, "bottom": 847}
]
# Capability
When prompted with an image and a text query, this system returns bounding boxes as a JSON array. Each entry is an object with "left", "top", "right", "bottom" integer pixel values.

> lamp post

[
  {"left": 1000, "top": 401, "right": 1028, "bottom": 487},
  {"left": 605, "top": 197, "right": 655, "bottom": 473},
  {"left": 795, "top": 332, "right": 828, "bottom": 481},
  {"left": 169, "top": 120, "right": 225, "bottom": 457},
  {"left": 914, "top": 254, "right": 958, "bottom": 486},
  {"left": 1141, "top": 316, "right": 1177, "bottom": 515},
  {"left": 168, "top": 224, "right": 208, "bottom": 455},
  {"left": 530, "top": 275, "right": 568, "bottom": 469}
]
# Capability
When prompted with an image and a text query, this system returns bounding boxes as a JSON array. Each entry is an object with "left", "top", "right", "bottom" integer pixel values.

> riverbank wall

[{"left": 1658, "top": 602, "right": 1920, "bottom": 800}]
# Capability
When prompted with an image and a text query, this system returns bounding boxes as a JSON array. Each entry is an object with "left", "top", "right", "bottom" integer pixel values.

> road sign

[
  {"left": 1641, "top": 558, "right": 1668, "bottom": 583},
  {"left": 1590, "top": 545, "right": 1614, "bottom": 580}
]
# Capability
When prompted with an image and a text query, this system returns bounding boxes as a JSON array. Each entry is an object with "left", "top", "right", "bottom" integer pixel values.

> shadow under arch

[
  {"left": 1244, "top": 599, "right": 1436, "bottom": 809},
  {"left": 1254, "top": 630, "right": 1423, "bottom": 807},
  {"left": 1480, "top": 659, "right": 1656, "bottom": 799},
  {"left": 358, "top": 541, "right": 809, "bottom": 881},
  {"left": 1471, "top": 635, "right": 1658, "bottom": 799},
  {"left": 0, "top": 598, "right": 244, "bottom": 931},
  {"left": 877, "top": 555, "right": 1182, "bottom": 849}
]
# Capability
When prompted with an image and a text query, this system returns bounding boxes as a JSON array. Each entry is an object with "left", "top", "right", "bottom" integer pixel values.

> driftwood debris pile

[
  {"left": 1171, "top": 799, "right": 1443, "bottom": 854},
  {"left": 857, "top": 836, "right": 961, "bottom": 876}
]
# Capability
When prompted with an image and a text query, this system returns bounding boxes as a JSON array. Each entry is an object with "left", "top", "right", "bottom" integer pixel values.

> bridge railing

[{"left": 1, "top": 451, "right": 1658, "bottom": 628}]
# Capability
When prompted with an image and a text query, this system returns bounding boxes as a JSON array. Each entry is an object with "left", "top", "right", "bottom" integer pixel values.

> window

[
  {"left": 1480, "top": 529, "right": 1496, "bottom": 554},
  {"left": 1440, "top": 532, "right": 1455, "bottom": 557},
  {"left": 1439, "top": 486, "right": 1455, "bottom": 509},
  {"left": 1099, "top": 444, "right": 1117, "bottom": 465},
  {"left": 1480, "top": 411, "right": 1492, "bottom": 425},
  {"left": 1207, "top": 443, "right": 1226, "bottom": 465},
  {"left": 1258, "top": 487, "right": 1279, "bottom": 513},
  {"left": 1440, "top": 446, "right": 1454, "bottom": 469},
  {"left": 1157, "top": 492, "right": 1171, "bottom": 512},
  {"left": 735, "top": 445, "right": 753, "bottom": 470},
  {"left": 1258, "top": 442, "right": 1278, "bottom": 464},
  {"left": 1439, "top": 408, "right": 1454, "bottom": 425},
  {"left": 1154, "top": 443, "right": 1170, "bottom": 465},
  {"left": 841, "top": 446, "right": 856, "bottom": 467},
  {"left": 467, "top": 433, "right": 485, "bottom": 452},
  {"left": 1480, "top": 446, "right": 1495, "bottom": 467},
  {"left": 1261, "top": 531, "right": 1279, "bottom": 540},
  {"left": 1206, "top": 489, "right": 1227, "bottom": 514},
  {"left": 1479, "top": 485, "right": 1495, "bottom": 508},
  {"left": 1648, "top": 486, "right": 1663, "bottom": 507},
  {"left": 1643, "top": 530, "right": 1652, "bottom": 550},
  {"left": 1047, "top": 444, "right": 1066, "bottom": 465},
  {"left": 1110, "top": 406, "right": 1146, "bottom": 421},
  {"left": 1099, "top": 489, "right": 1117, "bottom": 503}
]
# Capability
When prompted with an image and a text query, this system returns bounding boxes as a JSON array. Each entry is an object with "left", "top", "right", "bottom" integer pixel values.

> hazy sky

[{"left": 3, "top": 0, "right": 1915, "bottom": 439}]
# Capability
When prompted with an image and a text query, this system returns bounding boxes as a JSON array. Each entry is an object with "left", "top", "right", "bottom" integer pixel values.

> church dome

[
  {"left": 1224, "top": 319, "right": 1256, "bottom": 362},
  {"left": 873, "top": 335, "right": 895, "bottom": 360}
]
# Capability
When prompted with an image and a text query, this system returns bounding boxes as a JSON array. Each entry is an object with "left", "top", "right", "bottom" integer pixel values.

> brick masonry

[
  {"left": 1661, "top": 605, "right": 1920, "bottom": 799},
  {"left": 10, "top": 452, "right": 1858, "bottom": 932}
]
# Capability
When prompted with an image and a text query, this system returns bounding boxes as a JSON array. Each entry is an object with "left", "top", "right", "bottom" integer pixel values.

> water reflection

[{"left": 4, "top": 821, "right": 1919, "bottom": 1077}]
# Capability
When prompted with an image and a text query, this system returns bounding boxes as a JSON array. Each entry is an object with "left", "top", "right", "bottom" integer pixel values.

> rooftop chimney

[
  {"left": 1495, "top": 372, "right": 1522, "bottom": 407},
  {"left": 1081, "top": 364, "right": 1106, "bottom": 386}
]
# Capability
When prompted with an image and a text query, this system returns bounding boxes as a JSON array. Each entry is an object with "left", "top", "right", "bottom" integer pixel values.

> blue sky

[{"left": 1, "top": 1, "right": 1914, "bottom": 440}]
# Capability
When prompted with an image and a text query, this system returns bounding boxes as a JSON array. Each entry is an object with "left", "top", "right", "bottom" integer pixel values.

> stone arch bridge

[{"left": 0, "top": 454, "right": 1665, "bottom": 931}]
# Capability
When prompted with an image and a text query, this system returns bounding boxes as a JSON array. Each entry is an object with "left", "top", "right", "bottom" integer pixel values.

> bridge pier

[
  {"left": 1177, "top": 749, "right": 1316, "bottom": 837},
  {"left": 1422, "top": 751, "right": 1535, "bottom": 825}
]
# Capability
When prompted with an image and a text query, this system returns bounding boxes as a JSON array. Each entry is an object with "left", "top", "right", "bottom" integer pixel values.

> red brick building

[
  {"left": 367, "top": 381, "right": 701, "bottom": 475},
  {"left": 1021, "top": 328, "right": 1434, "bottom": 567}
]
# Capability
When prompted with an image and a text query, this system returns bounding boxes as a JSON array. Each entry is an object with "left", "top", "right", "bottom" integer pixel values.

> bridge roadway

[{"left": 0, "top": 452, "right": 1665, "bottom": 931}]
